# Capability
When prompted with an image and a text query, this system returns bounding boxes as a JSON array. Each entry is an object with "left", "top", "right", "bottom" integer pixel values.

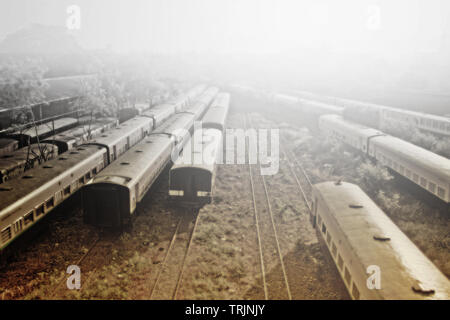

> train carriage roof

[
  {"left": 88, "top": 116, "right": 153, "bottom": 147},
  {"left": 17, "top": 117, "right": 78, "bottom": 138},
  {"left": 314, "top": 181, "right": 450, "bottom": 299},
  {"left": 320, "top": 114, "right": 384, "bottom": 138},
  {"left": 89, "top": 134, "right": 173, "bottom": 186}
]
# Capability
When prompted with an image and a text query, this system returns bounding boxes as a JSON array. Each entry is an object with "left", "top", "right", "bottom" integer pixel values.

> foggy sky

[{"left": 0, "top": 0, "right": 449, "bottom": 59}]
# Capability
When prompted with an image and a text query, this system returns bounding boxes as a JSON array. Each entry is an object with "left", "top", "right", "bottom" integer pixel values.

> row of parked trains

[
  {"left": 83, "top": 89, "right": 230, "bottom": 227},
  {"left": 267, "top": 92, "right": 450, "bottom": 204},
  {"left": 0, "top": 84, "right": 213, "bottom": 251}
]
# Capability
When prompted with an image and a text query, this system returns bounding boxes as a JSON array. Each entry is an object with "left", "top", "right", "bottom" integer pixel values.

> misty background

[{"left": 1, "top": 0, "right": 450, "bottom": 113}]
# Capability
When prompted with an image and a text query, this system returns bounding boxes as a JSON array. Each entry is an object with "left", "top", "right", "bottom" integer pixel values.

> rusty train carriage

[
  {"left": 0, "top": 145, "right": 108, "bottom": 250},
  {"left": 311, "top": 181, "right": 450, "bottom": 300}
]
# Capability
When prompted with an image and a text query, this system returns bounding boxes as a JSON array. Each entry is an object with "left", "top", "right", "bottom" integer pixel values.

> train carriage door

[
  {"left": 113, "top": 146, "right": 117, "bottom": 161},
  {"left": 311, "top": 197, "right": 318, "bottom": 228}
]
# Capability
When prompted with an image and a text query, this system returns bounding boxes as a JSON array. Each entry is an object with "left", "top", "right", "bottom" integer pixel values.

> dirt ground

[{"left": 0, "top": 105, "right": 447, "bottom": 300}]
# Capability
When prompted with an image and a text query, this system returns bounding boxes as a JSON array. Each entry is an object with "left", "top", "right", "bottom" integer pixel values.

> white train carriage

[
  {"left": 381, "top": 107, "right": 450, "bottom": 136},
  {"left": 311, "top": 181, "right": 450, "bottom": 300},
  {"left": 169, "top": 128, "right": 223, "bottom": 204},
  {"left": 82, "top": 134, "right": 174, "bottom": 228},
  {"left": 319, "top": 114, "right": 450, "bottom": 203},
  {"left": 87, "top": 116, "right": 153, "bottom": 163},
  {"left": 319, "top": 115, "right": 384, "bottom": 153},
  {"left": 369, "top": 135, "right": 450, "bottom": 203},
  {"left": 0, "top": 145, "right": 108, "bottom": 250},
  {"left": 201, "top": 93, "right": 231, "bottom": 131}
]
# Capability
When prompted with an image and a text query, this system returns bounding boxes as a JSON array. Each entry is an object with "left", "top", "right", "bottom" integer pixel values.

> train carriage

[
  {"left": 319, "top": 114, "right": 450, "bottom": 203},
  {"left": 180, "top": 87, "right": 219, "bottom": 121},
  {"left": 319, "top": 115, "right": 384, "bottom": 153},
  {"left": 369, "top": 135, "right": 450, "bottom": 203},
  {"left": 169, "top": 128, "right": 223, "bottom": 204},
  {"left": 311, "top": 181, "right": 450, "bottom": 300},
  {"left": 201, "top": 93, "right": 231, "bottom": 131},
  {"left": 82, "top": 134, "right": 174, "bottom": 228},
  {"left": 0, "top": 145, "right": 108, "bottom": 250},
  {"left": 87, "top": 116, "right": 153, "bottom": 163},
  {"left": 42, "top": 118, "right": 118, "bottom": 154},
  {"left": 169, "top": 92, "right": 230, "bottom": 204}
]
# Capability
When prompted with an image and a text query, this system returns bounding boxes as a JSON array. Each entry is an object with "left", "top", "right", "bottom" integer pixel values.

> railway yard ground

[{"left": 0, "top": 107, "right": 448, "bottom": 300}]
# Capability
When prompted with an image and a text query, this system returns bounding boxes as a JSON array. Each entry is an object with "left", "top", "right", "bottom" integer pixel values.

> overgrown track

[
  {"left": 245, "top": 114, "right": 292, "bottom": 300},
  {"left": 149, "top": 207, "right": 200, "bottom": 300}
]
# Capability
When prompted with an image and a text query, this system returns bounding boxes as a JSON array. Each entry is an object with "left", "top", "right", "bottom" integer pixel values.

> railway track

[
  {"left": 149, "top": 207, "right": 200, "bottom": 300},
  {"left": 50, "top": 230, "right": 108, "bottom": 298},
  {"left": 244, "top": 114, "right": 292, "bottom": 300}
]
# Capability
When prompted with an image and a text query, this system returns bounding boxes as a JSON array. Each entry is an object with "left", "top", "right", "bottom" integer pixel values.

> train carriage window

[
  {"left": 85, "top": 172, "right": 91, "bottom": 180},
  {"left": 92, "top": 168, "right": 97, "bottom": 175},
  {"left": 79, "top": 176, "right": 85, "bottom": 185},
  {"left": 1, "top": 226, "right": 12, "bottom": 243},
  {"left": 46, "top": 197, "right": 55, "bottom": 209},
  {"left": 64, "top": 185, "right": 71, "bottom": 196},
  {"left": 332, "top": 242, "right": 337, "bottom": 257},
  {"left": 437, "top": 187, "right": 446, "bottom": 199},
  {"left": 428, "top": 182, "right": 436, "bottom": 194},
  {"left": 337, "top": 254, "right": 344, "bottom": 271},
  {"left": 352, "top": 283, "right": 360, "bottom": 300},
  {"left": 24, "top": 211, "right": 34, "bottom": 225},
  {"left": 420, "top": 177, "right": 427, "bottom": 188},
  {"left": 35, "top": 203, "right": 45, "bottom": 216},
  {"left": 322, "top": 222, "right": 327, "bottom": 234},
  {"left": 344, "top": 267, "right": 352, "bottom": 285}
]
